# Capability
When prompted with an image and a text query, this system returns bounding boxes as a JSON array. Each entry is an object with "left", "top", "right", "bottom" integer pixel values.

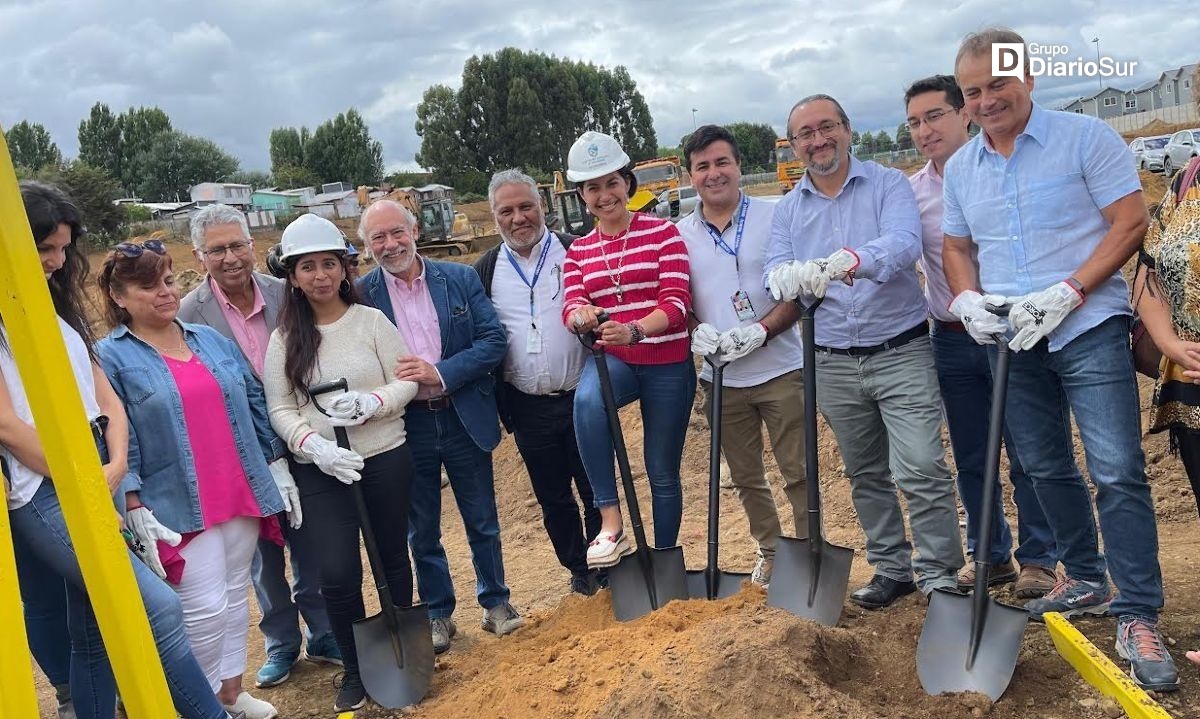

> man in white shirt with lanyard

[
  {"left": 677, "top": 125, "right": 806, "bottom": 586},
  {"left": 473, "top": 169, "right": 602, "bottom": 596}
]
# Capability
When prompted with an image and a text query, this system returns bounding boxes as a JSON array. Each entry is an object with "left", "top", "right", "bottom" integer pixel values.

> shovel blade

[
  {"left": 766, "top": 535, "right": 853, "bottom": 626},
  {"left": 917, "top": 588, "right": 1029, "bottom": 701},
  {"left": 609, "top": 546, "right": 689, "bottom": 621},
  {"left": 352, "top": 603, "right": 436, "bottom": 709},
  {"left": 685, "top": 569, "right": 751, "bottom": 600}
]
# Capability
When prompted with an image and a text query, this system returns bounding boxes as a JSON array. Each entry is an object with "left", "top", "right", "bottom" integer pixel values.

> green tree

[
  {"left": 269, "top": 127, "right": 306, "bottom": 174},
  {"left": 875, "top": 130, "right": 894, "bottom": 152},
  {"left": 24, "top": 161, "right": 126, "bottom": 245},
  {"left": 118, "top": 106, "right": 172, "bottom": 190},
  {"left": 229, "top": 170, "right": 272, "bottom": 189},
  {"left": 725, "top": 122, "right": 778, "bottom": 170},
  {"left": 895, "top": 123, "right": 913, "bottom": 151},
  {"left": 858, "top": 131, "right": 876, "bottom": 154},
  {"left": 5, "top": 121, "right": 62, "bottom": 171},
  {"left": 78, "top": 103, "right": 123, "bottom": 181},
  {"left": 272, "top": 164, "right": 320, "bottom": 190},
  {"left": 415, "top": 85, "right": 467, "bottom": 175},
  {"left": 305, "top": 109, "right": 384, "bottom": 187},
  {"left": 129, "top": 131, "right": 239, "bottom": 201}
]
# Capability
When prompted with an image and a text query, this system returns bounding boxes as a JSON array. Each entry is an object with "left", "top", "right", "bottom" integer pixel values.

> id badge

[
  {"left": 731, "top": 289, "right": 756, "bottom": 322},
  {"left": 526, "top": 326, "right": 543, "bottom": 354}
]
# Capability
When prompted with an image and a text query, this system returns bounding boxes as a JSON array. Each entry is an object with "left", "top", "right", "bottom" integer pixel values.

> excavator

[{"left": 355, "top": 185, "right": 480, "bottom": 256}]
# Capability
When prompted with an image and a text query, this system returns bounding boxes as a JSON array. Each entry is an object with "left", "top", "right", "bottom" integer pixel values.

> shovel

[
  {"left": 309, "top": 379, "right": 435, "bottom": 709},
  {"left": 917, "top": 308, "right": 1028, "bottom": 701},
  {"left": 766, "top": 297, "right": 853, "bottom": 626},
  {"left": 686, "top": 358, "right": 750, "bottom": 599},
  {"left": 577, "top": 312, "right": 689, "bottom": 621}
]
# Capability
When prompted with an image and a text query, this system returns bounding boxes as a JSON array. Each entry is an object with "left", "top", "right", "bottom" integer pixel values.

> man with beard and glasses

[
  {"left": 764, "top": 94, "right": 963, "bottom": 609},
  {"left": 356, "top": 199, "right": 520, "bottom": 655},
  {"left": 472, "top": 169, "right": 602, "bottom": 597}
]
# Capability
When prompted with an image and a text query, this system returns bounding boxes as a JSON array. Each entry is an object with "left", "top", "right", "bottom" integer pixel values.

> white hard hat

[
  {"left": 279, "top": 213, "right": 348, "bottom": 261},
  {"left": 566, "top": 131, "right": 631, "bottom": 182}
]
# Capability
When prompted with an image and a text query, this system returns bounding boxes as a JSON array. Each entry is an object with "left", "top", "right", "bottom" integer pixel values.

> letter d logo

[{"left": 992, "top": 43, "right": 1024, "bottom": 77}]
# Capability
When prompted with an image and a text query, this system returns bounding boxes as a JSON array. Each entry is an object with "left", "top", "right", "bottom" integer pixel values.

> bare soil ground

[{"left": 29, "top": 181, "right": 1200, "bottom": 718}]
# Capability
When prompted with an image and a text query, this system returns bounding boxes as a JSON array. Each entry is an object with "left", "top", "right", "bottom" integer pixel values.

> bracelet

[
  {"left": 126, "top": 502, "right": 144, "bottom": 511},
  {"left": 758, "top": 321, "right": 771, "bottom": 345},
  {"left": 625, "top": 321, "right": 646, "bottom": 344}
]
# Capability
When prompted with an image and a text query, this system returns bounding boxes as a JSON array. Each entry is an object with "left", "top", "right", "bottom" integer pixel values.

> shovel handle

[
  {"left": 794, "top": 297, "right": 824, "bottom": 546},
  {"left": 575, "top": 310, "right": 611, "bottom": 350}
]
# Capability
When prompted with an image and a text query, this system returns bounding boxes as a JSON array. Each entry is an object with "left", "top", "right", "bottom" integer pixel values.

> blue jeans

[
  {"left": 250, "top": 519, "right": 333, "bottom": 657},
  {"left": 999, "top": 315, "right": 1161, "bottom": 619},
  {"left": 9, "top": 480, "right": 228, "bottom": 719},
  {"left": 931, "top": 323, "right": 1056, "bottom": 567},
  {"left": 573, "top": 356, "right": 696, "bottom": 548},
  {"left": 406, "top": 407, "right": 508, "bottom": 620}
]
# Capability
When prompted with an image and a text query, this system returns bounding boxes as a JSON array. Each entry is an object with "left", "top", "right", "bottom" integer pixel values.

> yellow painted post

[
  {"left": 0, "top": 131, "right": 174, "bottom": 715},
  {"left": 0, "top": 499, "right": 39, "bottom": 717}
]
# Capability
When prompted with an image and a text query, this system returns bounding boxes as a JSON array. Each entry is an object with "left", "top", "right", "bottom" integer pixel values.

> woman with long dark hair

[
  {"left": 262, "top": 214, "right": 419, "bottom": 713},
  {"left": 4, "top": 182, "right": 243, "bottom": 719}
]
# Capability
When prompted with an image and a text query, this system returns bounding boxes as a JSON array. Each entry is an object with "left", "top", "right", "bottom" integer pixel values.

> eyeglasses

[
  {"left": 113, "top": 239, "right": 167, "bottom": 259},
  {"left": 368, "top": 226, "right": 414, "bottom": 244},
  {"left": 789, "top": 120, "right": 843, "bottom": 144},
  {"left": 906, "top": 108, "right": 956, "bottom": 131},
  {"left": 201, "top": 240, "right": 252, "bottom": 260}
]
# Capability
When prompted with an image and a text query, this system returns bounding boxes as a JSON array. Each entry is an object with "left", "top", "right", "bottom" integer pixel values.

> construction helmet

[
  {"left": 279, "top": 213, "right": 347, "bottom": 261},
  {"left": 566, "top": 131, "right": 631, "bottom": 182}
]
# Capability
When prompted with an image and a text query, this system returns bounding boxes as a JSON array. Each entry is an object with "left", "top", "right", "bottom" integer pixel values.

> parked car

[
  {"left": 1129, "top": 135, "right": 1169, "bottom": 172},
  {"left": 1163, "top": 128, "right": 1200, "bottom": 176},
  {"left": 653, "top": 185, "right": 700, "bottom": 221}
]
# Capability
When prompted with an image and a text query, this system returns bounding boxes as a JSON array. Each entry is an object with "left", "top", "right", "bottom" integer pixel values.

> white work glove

[
  {"left": 1005, "top": 281, "right": 1085, "bottom": 351},
  {"left": 325, "top": 391, "right": 383, "bottom": 427},
  {"left": 268, "top": 458, "right": 303, "bottom": 530},
  {"left": 691, "top": 323, "right": 723, "bottom": 357},
  {"left": 767, "top": 261, "right": 807, "bottom": 302},
  {"left": 124, "top": 507, "right": 181, "bottom": 580},
  {"left": 299, "top": 434, "right": 364, "bottom": 484},
  {"left": 818, "top": 248, "right": 860, "bottom": 284},
  {"left": 949, "top": 290, "right": 1011, "bottom": 345},
  {"left": 719, "top": 324, "right": 768, "bottom": 362}
]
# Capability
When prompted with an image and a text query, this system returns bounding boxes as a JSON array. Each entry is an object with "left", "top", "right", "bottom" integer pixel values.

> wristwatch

[{"left": 625, "top": 321, "right": 646, "bottom": 344}]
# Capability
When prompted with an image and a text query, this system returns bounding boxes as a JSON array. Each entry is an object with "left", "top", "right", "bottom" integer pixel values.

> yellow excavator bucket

[{"left": 626, "top": 189, "right": 658, "bottom": 213}]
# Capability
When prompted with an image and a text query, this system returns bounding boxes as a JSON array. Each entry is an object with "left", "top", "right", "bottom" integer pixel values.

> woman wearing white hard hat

[
  {"left": 261, "top": 213, "right": 420, "bottom": 713},
  {"left": 561, "top": 130, "right": 695, "bottom": 568}
]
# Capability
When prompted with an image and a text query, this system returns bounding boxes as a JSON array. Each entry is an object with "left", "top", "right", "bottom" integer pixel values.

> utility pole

[
  {"left": 692, "top": 108, "right": 698, "bottom": 129},
  {"left": 1092, "top": 37, "right": 1102, "bottom": 91}
]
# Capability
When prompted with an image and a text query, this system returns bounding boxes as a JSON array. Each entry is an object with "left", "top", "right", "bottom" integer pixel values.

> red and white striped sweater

[{"left": 561, "top": 212, "right": 691, "bottom": 365}]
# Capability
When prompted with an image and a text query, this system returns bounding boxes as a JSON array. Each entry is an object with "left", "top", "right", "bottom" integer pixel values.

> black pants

[
  {"left": 1174, "top": 427, "right": 1200, "bottom": 517},
  {"left": 290, "top": 443, "right": 414, "bottom": 677},
  {"left": 507, "top": 385, "right": 601, "bottom": 576}
]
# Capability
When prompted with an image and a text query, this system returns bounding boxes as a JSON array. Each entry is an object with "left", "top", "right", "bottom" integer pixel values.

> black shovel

[
  {"left": 766, "top": 297, "right": 853, "bottom": 626},
  {"left": 577, "top": 312, "right": 689, "bottom": 621},
  {"left": 309, "top": 379, "right": 435, "bottom": 709},
  {"left": 686, "top": 358, "right": 750, "bottom": 599},
  {"left": 917, "top": 309, "right": 1028, "bottom": 701}
]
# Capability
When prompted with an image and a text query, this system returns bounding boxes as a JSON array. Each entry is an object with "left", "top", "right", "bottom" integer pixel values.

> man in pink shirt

[{"left": 178, "top": 203, "right": 342, "bottom": 688}]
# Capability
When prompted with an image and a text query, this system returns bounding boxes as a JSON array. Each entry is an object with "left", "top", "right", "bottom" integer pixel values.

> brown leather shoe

[
  {"left": 956, "top": 557, "right": 1018, "bottom": 589},
  {"left": 1014, "top": 564, "right": 1057, "bottom": 599}
]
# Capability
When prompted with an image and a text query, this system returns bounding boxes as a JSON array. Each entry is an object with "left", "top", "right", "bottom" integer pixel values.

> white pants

[{"left": 175, "top": 516, "right": 260, "bottom": 692}]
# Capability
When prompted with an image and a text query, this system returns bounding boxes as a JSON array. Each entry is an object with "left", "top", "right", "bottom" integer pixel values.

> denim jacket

[{"left": 97, "top": 321, "right": 285, "bottom": 533}]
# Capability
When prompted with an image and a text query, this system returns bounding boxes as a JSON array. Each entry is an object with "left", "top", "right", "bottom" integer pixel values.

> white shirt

[
  {"left": 679, "top": 194, "right": 804, "bottom": 388},
  {"left": 492, "top": 231, "right": 587, "bottom": 395},
  {"left": 909, "top": 160, "right": 957, "bottom": 323},
  {"left": 3, "top": 318, "right": 102, "bottom": 510}
]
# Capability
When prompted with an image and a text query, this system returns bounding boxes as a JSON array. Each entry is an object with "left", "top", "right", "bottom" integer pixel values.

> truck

[
  {"left": 773, "top": 138, "right": 806, "bottom": 193},
  {"left": 631, "top": 156, "right": 685, "bottom": 197}
]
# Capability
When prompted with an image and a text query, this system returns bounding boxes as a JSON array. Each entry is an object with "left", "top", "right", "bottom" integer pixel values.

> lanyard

[
  {"left": 703, "top": 194, "right": 749, "bottom": 274},
  {"left": 502, "top": 231, "right": 553, "bottom": 324}
]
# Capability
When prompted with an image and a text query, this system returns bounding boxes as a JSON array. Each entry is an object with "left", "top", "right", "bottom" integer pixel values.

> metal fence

[
  {"left": 1105, "top": 104, "right": 1199, "bottom": 135},
  {"left": 740, "top": 171, "right": 777, "bottom": 187}
]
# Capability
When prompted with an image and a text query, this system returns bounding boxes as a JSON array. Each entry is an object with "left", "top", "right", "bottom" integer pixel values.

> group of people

[{"left": 7, "top": 23, "right": 1200, "bottom": 719}]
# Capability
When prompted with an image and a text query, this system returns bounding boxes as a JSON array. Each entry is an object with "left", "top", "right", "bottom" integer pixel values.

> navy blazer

[{"left": 358, "top": 259, "right": 506, "bottom": 452}]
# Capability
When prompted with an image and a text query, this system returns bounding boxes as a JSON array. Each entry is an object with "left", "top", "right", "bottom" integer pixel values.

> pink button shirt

[
  {"left": 210, "top": 277, "right": 271, "bottom": 376},
  {"left": 908, "top": 160, "right": 957, "bottom": 323},
  {"left": 384, "top": 261, "right": 444, "bottom": 400}
]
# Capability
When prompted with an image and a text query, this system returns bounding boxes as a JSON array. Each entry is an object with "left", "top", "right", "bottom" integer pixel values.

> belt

[
  {"left": 934, "top": 319, "right": 967, "bottom": 333},
  {"left": 411, "top": 395, "right": 452, "bottom": 411},
  {"left": 814, "top": 321, "right": 928, "bottom": 357},
  {"left": 504, "top": 381, "right": 575, "bottom": 400}
]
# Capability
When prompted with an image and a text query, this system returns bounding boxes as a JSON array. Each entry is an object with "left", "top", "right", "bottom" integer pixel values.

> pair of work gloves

[
  {"left": 298, "top": 390, "right": 385, "bottom": 484},
  {"left": 948, "top": 282, "right": 1084, "bottom": 350}
]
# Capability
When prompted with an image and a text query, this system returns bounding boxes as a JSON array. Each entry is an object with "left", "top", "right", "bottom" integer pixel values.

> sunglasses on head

[{"left": 113, "top": 239, "right": 167, "bottom": 259}]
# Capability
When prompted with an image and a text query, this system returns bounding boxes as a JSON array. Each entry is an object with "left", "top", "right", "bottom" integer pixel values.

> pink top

[
  {"left": 908, "top": 160, "right": 956, "bottom": 323},
  {"left": 210, "top": 276, "right": 271, "bottom": 377},
  {"left": 384, "top": 261, "right": 445, "bottom": 400}
]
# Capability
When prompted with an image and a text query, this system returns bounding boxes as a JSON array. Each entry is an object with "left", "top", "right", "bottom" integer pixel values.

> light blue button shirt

[
  {"left": 763, "top": 155, "right": 926, "bottom": 348},
  {"left": 942, "top": 103, "right": 1141, "bottom": 351}
]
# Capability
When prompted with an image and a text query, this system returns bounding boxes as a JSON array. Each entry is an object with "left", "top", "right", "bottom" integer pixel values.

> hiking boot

[
  {"left": 1013, "top": 564, "right": 1057, "bottom": 599},
  {"left": 751, "top": 552, "right": 774, "bottom": 587},
  {"left": 431, "top": 617, "right": 457, "bottom": 654},
  {"left": 586, "top": 529, "right": 633, "bottom": 569},
  {"left": 1024, "top": 576, "right": 1112, "bottom": 620},
  {"left": 482, "top": 601, "right": 525, "bottom": 636},
  {"left": 222, "top": 691, "right": 278, "bottom": 719},
  {"left": 53, "top": 683, "right": 75, "bottom": 719},
  {"left": 333, "top": 672, "right": 367, "bottom": 712},
  {"left": 304, "top": 633, "right": 343, "bottom": 666},
  {"left": 850, "top": 575, "right": 917, "bottom": 609},
  {"left": 1115, "top": 616, "right": 1179, "bottom": 692},
  {"left": 254, "top": 650, "right": 300, "bottom": 688},
  {"left": 570, "top": 570, "right": 601, "bottom": 596},
  {"left": 956, "top": 557, "right": 1018, "bottom": 589}
]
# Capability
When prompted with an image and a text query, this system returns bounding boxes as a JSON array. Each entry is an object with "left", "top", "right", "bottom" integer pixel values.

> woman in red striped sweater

[{"left": 560, "top": 131, "right": 695, "bottom": 569}]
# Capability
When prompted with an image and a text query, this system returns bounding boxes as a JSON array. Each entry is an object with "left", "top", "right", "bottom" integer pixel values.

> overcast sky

[{"left": 1, "top": 0, "right": 1195, "bottom": 175}]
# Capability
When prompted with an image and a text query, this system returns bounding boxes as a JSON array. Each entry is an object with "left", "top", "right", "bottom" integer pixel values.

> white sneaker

[
  {"left": 223, "top": 691, "right": 278, "bottom": 719},
  {"left": 751, "top": 552, "right": 774, "bottom": 587},
  {"left": 586, "top": 529, "right": 633, "bottom": 568}
]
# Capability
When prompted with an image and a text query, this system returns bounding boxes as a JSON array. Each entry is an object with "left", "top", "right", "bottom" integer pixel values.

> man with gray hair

[
  {"left": 764, "top": 94, "right": 964, "bottom": 608},
  {"left": 472, "top": 169, "right": 601, "bottom": 596},
  {"left": 178, "top": 203, "right": 343, "bottom": 688}
]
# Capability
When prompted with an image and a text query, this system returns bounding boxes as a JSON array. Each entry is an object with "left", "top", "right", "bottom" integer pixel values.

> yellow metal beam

[
  {"left": 1044, "top": 612, "right": 1173, "bottom": 719},
  {"left": 0, "top": 501, "right": 39, "bottom": 717},
  {"left": 0, "top": 132, "right": 174, "bottom": 715}
]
